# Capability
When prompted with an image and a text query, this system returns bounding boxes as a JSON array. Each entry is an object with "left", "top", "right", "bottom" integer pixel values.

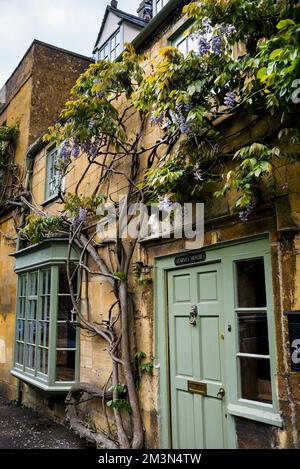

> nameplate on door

[
  {"left": 175, "top": 252, "right": 206, "bottom": 266},
  {"left": 187, "top": 380, "right": 207, "bottom": 396}
]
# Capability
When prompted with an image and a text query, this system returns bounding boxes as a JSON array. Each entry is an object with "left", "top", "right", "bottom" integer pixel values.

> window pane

[
  {"left": 28, "top": 320, "right": 37, "bottom": 344},
  {"left": 56, "top": 350, "right": 75, "bottom": 381},
  {"left": 41, "top": 270, "right": 51, "bottom": 295},
  {"left": 29, "top": 272, "right": 38, "bottom": 296},
  {"left": 20, "top": 275, "right": 27, "bottom": 297},
  {"left": 239, "top": 357, "right": 272, "bottom": 403},
  {"left": 115, "top": 44, "right": 121, "bottom": 58},
  {"left": 47, "top": 149, "right": 63, "bottom": 198},
  {"left": 39, "top": 321, "right": 50, "bottom": 348},
  {"left": 57, "top": 296, "right": 73, "bottom": 321},
  {"left": 26, "top": 345, "right": 36, "bottom": 369},
  {"left": 58, "top": 264, "right": 78, "bottom": 294},
  {"left": 238, "top": 313, "right": 269, "bottom": 355},
  {"left": 57, "top": 322, "right": 76, "bottom": 349},
  {"left": 16, "top": 343, "right": 24, "bottom": 365},
  {"left": 38, "top": 348, "right": 48, "bottom": 375},
  {"left": 28, "top": 300, "right": 37, "bottom": 320},
  {"left": 18, "top": 298, "right": 26, "bottom": 319},
  {"left": 177, "top": 37, "right": 187, "bottom": 55},
  {"left": 41, "top": 295, "right": 50, "bottom": 321},
  {"left": 188, "top": 35, "right": 198, "bottom": 53},
  {"left": 236, "top": 259, "right": 266, "bottom": 308},
  {"left": 17, "top": 320, "right": 25, "bottom": 341}
]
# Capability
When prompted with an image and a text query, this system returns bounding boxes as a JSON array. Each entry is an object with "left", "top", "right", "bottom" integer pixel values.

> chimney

[
  {"left": 137, "top": 1, "right": 153, "bottom": 21},
  {"left": 110, "top": 0, "right": 118, "bottom": 8}
]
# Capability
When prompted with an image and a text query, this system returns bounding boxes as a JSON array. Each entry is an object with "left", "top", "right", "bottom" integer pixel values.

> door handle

[
  {"left": 189, "top": 305, "right": 198, "bottom": 325},
  {"left": 217, "top": 387, "right": 225, "bottom": 399}
]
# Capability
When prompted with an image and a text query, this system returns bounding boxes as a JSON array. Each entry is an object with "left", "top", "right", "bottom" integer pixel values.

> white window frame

[
  {"left": 154, "top": 0, "right": 169, "bottom": 15},
  {"left": 98, "top": 29, "right": 121, "bottom": 61},
  {"left": 45, "top": 146, "right": 65, "bottom": 203}
]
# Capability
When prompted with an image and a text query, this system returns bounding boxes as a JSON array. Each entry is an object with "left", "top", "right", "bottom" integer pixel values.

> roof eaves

[{"left": 93, "top": 6, "right": 147, "bottom": 53}]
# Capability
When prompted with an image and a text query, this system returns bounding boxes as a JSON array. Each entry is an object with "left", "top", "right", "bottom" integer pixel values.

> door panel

[{"left": 168, "top": 263, "right": 226, "bottom": 449}]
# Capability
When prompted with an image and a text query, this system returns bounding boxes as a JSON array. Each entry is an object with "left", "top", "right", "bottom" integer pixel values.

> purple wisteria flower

[
  {"left": 79, "top": 207, "right": 88, "bottom": 222},
  {"left": 219, "top": 24, "right": 237, "bottom": 36},
  {"left": 71, "top": 207, "right": 87, "bottom": 228},
  {"left": 201, "top": 17, "right": 212, "bottom": 31},
  {"left": 175, "top": 105, "right": 190, "bottom": 134},
  {"left": 183, "top": 102, "right": 193, "bottom": 113},
  {"left": 238, "top": 201, "right": 257, "bottom": 222},
  {"left": 195, "top": 19, "right": 236, "bottom": 58},
  {"left": 150, "top": 112, "right": 164, "bottom": 127},
  {"left": 158, "top": 195, "right": 174, "bottom": 212},
  {"left": 198, "top": 37, "right": 210, "bottom": 57},
  {"left": 211, "top": 35, "right": 224, "bottom": 55},
  {"left": 82, "top": 141, "right": 98, "bottom": 157},
  {"left": 224, "top": 91, "right": 237, "bottom": 107},
  {"left": 59, "top": 139, "right": 71, "bottom": 160},
  {"left": 96, "top": 91, "right": 105, "bottom": 99},
  {"left": 71, "top": 138, "right": 80, "bottom": 158}
]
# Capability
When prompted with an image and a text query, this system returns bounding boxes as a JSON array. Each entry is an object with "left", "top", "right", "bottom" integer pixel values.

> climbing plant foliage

[{"left": 42, "top": 0, "right": 300, "bottom": 225}]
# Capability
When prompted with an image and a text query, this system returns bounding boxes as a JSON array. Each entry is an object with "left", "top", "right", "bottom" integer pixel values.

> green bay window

[{"left": 12, "top": 240, "right": 80, "bottom": 392}]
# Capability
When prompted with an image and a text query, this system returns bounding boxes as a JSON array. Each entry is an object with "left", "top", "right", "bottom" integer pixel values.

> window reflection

[
  {"left": 56, "top": 350, "right": 75, "bottom": 382},
  {"left": 239, "top": 357, "right": 272, "bottom": 403},
  {"left": 238, "top": 313, "right": 269, "bottom": 355},
  {"left": 236, "top": 259, "right": 266, "bottom": 308}
]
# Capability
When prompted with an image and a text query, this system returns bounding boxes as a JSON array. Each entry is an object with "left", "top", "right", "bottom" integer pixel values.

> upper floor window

[
  {"left": 154, "top": 0, "right": 168, "bottom": 14},
  {"left": 45, "top": 146, "right": 65, "bottom": 202},
  {"left": 172, "top": 29, "right": 197, "bottom": 56},
  {"left": 98, "top": 29, "right": 121, "bottom": 61}
]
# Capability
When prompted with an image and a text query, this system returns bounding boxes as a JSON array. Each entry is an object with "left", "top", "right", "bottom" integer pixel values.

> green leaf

[
  {"left": 257, "top": 67, "right": 268, "bottom": 80},
  {"left": 115, "top": 271, "right": 127, "bottom": 281},
  {"left": 276, "top": 19, "right": 295, "bottom": 30},
  {"left": 135, "top": 351, "right": 146, "bottom": 361},
  {"left": 269, "top": 49, "right": 283, "bottom": 60}
]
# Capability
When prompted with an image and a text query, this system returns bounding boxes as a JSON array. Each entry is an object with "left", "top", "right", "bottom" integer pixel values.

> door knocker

[{"left": 189, "top": 305, "right": 198, "bottom": 325}]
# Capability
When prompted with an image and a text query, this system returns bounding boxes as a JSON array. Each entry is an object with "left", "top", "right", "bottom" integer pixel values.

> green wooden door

[{"left": 168, "top": 263, "right": 227, "bottom": 448}]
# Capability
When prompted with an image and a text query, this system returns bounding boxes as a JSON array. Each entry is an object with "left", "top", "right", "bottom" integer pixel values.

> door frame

[{"left": 154, "top": 234, "right": 278, "bottom": 449}]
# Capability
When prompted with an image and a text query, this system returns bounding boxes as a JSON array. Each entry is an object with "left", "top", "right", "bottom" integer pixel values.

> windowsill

[
  {"left": 227, "top": 402, "right": 283, "bottom": 427},
  {"left": 11, "top": 369, "right": 75, "bottom": 393},
  {"left": 41, "top": 194, "right": 61, "bottom": 207}
]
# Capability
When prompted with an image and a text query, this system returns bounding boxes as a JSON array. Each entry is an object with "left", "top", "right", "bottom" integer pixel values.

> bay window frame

[{"left": 11, "top": 240, "right": 80, "bottom": 392}]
